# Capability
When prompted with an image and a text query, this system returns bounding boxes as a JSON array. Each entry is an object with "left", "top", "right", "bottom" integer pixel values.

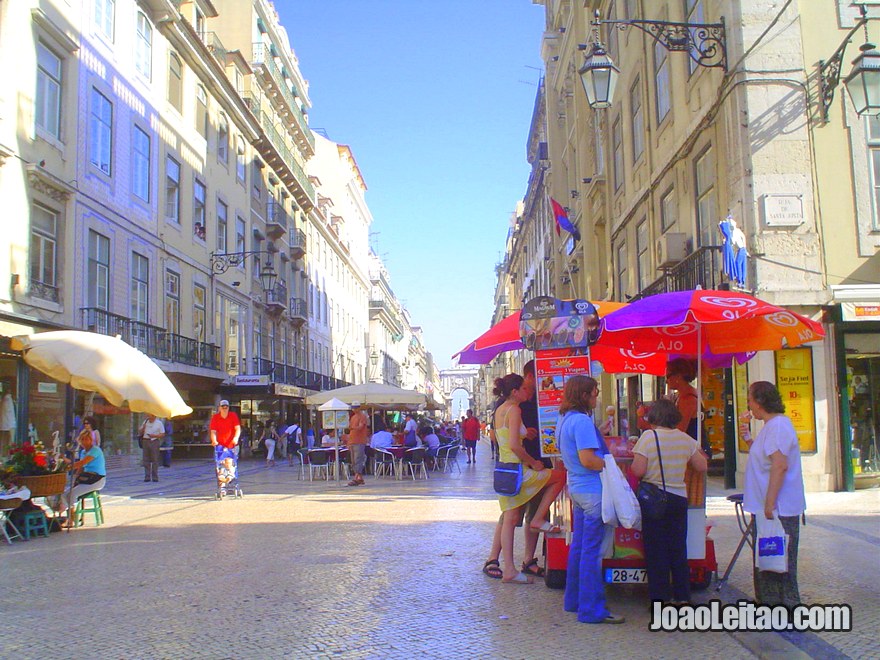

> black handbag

[
  {"left": 636, "top": 430, "right": 668, "bottom": 519},
  {"left": 493, "top": 461, "right": 523, "bottom": 496},
  {"left": 75, "top": 471, "right": 103, "bottom": 485}
]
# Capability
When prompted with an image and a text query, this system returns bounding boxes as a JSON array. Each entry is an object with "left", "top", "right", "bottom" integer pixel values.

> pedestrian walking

[
  {"left": 346, "top": 402, "right": 369, "bottom": 486},
  {"left": 139, "top": 413, "right": 165, "bottom": 483},
  {"left": 461, "top": 409, "right": 481, "bottom": 464}
]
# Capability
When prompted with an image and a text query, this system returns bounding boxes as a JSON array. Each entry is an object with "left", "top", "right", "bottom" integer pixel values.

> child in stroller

[{"left": 215, "top": 446, "right": 242, "bottom": 499}]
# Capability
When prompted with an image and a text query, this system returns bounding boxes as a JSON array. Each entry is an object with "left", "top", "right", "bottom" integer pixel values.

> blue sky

[{"left": 277, "top": 1, "right": 546, "bottom": 370}]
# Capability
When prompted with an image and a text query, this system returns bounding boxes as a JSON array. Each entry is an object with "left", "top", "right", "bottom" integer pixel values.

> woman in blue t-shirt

[{"left": 557, "top": 375, "right": 624, "bottom": 625}]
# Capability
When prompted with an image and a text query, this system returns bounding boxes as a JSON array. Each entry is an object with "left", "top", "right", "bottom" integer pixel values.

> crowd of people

[{"left": 480, "top": 357, "right": 807, "bottom": 624}]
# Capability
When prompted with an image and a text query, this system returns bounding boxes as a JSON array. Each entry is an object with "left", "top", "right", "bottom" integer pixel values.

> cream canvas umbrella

[
  {"left": 305, "top": 382, "right": 427, "bottom": 408},
  {"left": 11, "top": 331, "right": 192, "bottom": 418}
]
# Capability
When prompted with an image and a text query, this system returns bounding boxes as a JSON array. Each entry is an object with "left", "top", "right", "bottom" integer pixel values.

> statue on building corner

[{"left": 719, "top": 214, "right": 748, "bottom": 288}]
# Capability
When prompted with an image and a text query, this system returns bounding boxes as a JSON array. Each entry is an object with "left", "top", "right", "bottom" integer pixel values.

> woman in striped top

[{"left": 631, "top": 398, "right": 708, "bottom": 605}]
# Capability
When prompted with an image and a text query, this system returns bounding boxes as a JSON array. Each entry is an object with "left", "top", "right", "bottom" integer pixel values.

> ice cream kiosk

[{"left": 519, "top": 296, "right": 717, "bottom": 590}]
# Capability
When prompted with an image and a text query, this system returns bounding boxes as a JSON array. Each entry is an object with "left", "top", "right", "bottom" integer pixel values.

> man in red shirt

[
  {"left": 210, "top": 400, "right": 241, "bottom": 452},
  {"left": 461, "top": 409, "right": 481, "bottom": 464},
  {"left": 346, "top": 401, "right": 370, "bottom": 486}
]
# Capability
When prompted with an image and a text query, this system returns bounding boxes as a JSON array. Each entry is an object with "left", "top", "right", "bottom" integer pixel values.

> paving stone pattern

[{"left": 1, "top": 448, "right": 877, "bottom": 659}]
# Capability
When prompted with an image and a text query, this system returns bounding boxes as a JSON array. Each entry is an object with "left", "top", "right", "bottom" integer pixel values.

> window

[
  {"left": 235, "top": 216, "right": 246, "bottom": 255},
  {"left": 655, "top": 40, "right": 671, "bottom": 123},
  {"left": 135, "top": 12, "right": 152, "bottom": 79},
  {"left": 87, "top": 229, "right": 110, "bottom": 311},
  {"left": 94, "top": 0, "right": 114, "bottom": 41},
  {"left": 89, "top": 88, "right": 112, "bottom": 175},
  {"left": 165, "top": 156, "right": 180, "bottom": 222},
  {"left": 36, "top": 42, "right": 62, "bottom": 139},
  {"left": 631, "top": 77, "right": 644, "bottom": 162},
  {"left": 168, "top": 52, "right": 182, "bottom": 111},
  {"left": 686, "top": 0, "right": 704, "bottom": 76},
  {"left": 193, "top": 284, "right": 206, "bottom": 341},
  {"left": 130, "top": 252, "right": 149, "bottom": 323},
  {"left": 217, "top": 200, "right": 228, "bottom": 253},
  {"left": 29, "top": 204, "right": 58, "bottom": 301},
  {"left": 196, "top": 85, "right": 208, "bottom": 138},
  {"left": 193, "top": 180, "right": 206, "bottom": 239},
  {"left": 612, "top": 115, "right": 623, "bottom": 191},
  {"left": 694, "top": 146, "right": 717, "bottom": 247},
  {"left": 132, "top": 126, "right": 150, "bottom": 202},
  {"left": 660, "top": 187, "right": 677, "bottom": 233},
  {"left": 217, "top": 113, "right": 229, "bottom": 163},
  {"left": 165, "top": 270, "right": 180, "bottom": 335},
  {"left": 636, "top": 219, "right": 650, "bottom": 291},
  {"left": 252, "top": 161, "right": 263, "bottom": 199},
  {"left": 236, "top": 136, "right": 246, "bottom": 183},
  {"left": 867, "top": 116, "right": 880, "bottom": 230},
  {"left": 615, "top": 241, "right": 628, "bottom": 301}
]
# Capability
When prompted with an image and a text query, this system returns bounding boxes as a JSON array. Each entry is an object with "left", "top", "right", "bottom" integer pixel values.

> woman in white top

[
  {"left": 260, "top": 420, "right": 279, "bottom": 467},
  {"left": 632, "top": 398, "right": 707, "bottom": 605},
  {"left": 742, "top": 381, "right": 806, "bottom": 607}
]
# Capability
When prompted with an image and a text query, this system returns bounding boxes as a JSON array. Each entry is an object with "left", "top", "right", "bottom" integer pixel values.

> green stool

[
  {"left": 21, "top": 511, "right": 49, "bottom": 539},
  {"left": 75, "top": 491, "right": 104, "bottom": 527}
]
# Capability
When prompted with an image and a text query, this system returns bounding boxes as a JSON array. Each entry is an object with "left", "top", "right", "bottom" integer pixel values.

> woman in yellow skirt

[{"left": 493, "top": 373, "right": 566, "bottom": 583}]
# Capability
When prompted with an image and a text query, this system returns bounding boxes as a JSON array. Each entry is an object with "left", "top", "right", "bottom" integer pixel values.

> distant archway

[{"left": 450, "top": 388, "right": 470, "bottom": 421}]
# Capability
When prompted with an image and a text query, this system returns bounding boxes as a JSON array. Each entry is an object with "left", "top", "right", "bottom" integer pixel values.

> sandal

[
  {"left": 482, "top": 559, "right": 502, "bottom": 579},
  {"left": 502, "top": 572, "right": 534, "bottom": 584},
  {"left": 522, "top": 558, "right": 546, "bottom": 578},
  {"left": 346, "top": 480, "right": 359, "bottom": 487},
  {"left": 530, "top": 521, "right": 562, "bottom": 534}
]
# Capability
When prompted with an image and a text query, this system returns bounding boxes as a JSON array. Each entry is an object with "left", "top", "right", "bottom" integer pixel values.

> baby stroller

[{"left": 214, "top": 446, "right": 243, "bottom": 499}]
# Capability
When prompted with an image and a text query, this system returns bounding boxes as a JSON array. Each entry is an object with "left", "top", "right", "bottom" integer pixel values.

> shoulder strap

[{"left": 652, "top": 429, "right": 666, "bottom": 489}]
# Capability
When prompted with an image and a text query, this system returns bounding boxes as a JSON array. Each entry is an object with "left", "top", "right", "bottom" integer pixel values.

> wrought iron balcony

[
  {"left": 289, "top": 297, "right": 307, "bottom": 325},
  {"left": 251, "top": 43, "right": 315, "bottom": 153},
  {"left": 252, "top": 358, "right": 350, "bottom": 390},
  {"left": 199, "top": 32, "right": 227, "bottom": 63},
  {"left": 632, "top": 246, "right": 724, "bottom": 300},
  {"left": 266, "top": 199, "right": 288, "bottom": 239},
  {"left": 288, "top": 228, "right": 306, "bottom": 259},
  {"left": 265, "top": 282, "right": 288, "bottom": 313}
]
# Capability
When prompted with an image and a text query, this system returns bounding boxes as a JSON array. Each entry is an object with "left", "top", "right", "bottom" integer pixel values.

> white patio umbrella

[
  {"left": 11, "top": 331, "right": 192, "bottom": 418},
  {"left": 305, "top": 382, "right": 427, "bottom": 408},
  {"left": 317, "top": 397, "right": 350, "bottom": 483}
]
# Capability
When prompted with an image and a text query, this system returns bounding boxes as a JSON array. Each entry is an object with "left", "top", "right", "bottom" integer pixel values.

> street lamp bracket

[{"left": 210, "top": 250, "right": 278, "bottom": 293}]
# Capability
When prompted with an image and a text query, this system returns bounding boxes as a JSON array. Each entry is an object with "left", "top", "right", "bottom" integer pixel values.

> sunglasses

[{"left": 220, "top": 405, "right": 229, "bottom": 408}]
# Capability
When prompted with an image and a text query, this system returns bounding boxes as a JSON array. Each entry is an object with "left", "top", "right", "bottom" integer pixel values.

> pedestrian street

[{"left": 1, "top": 449, "right": 877, "bottom": 659}]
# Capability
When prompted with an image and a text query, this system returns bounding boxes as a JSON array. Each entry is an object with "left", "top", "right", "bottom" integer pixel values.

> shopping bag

[
  {"left": 755, "top": 515, "right": 788, "bottom": 573},
  {"left": 599, "top": 468, "right": 619, "bottom": 527},
  {"left": 636, "top": 481, "right": 668, "bottom": 519},
  {"left": 601, "top": 454, "right": 641, "bottom": 530}
]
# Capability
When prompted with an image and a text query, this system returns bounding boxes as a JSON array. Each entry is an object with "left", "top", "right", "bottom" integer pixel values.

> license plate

[{"left": 604, "top": 568, "right": 647, "bottom": 584}]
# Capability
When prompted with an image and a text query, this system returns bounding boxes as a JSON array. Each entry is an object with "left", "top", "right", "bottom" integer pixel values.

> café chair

[
  {"left": 401, "top": 447, "right": 429, "bottom": 480},
  {"left": 435, "top": 444, "right": 461, "bottom": 475},
  {"left": 373, "top": 448, "right": 397, "bottom": 479},
  {"left": 306, "top": 449, "right": 331, "bottom": 481}
]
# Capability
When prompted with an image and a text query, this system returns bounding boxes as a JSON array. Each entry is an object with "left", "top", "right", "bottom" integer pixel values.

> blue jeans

[{"left": 564, "top": 492, "right": 613, "bottom": 623}]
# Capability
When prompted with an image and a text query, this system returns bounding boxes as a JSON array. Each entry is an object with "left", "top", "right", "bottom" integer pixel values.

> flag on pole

[{"left": 550, "top": 198, "right": 581, "bottom": 241}]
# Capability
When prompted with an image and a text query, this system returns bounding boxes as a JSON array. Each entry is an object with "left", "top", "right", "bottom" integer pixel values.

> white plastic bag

[
  {"left": 755, "top": 514, "right": 788, "bottom": 573},
  {"left": 599, "top": 468, "right": 619, "bottom": 527},
  {"left": 600, "top": 454, "right": 642, "bottom": 530}
]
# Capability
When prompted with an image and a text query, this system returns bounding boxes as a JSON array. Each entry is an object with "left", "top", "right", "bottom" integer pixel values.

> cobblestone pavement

[{"left": 1, "top": 444, "right": 877, "bottom": 659}]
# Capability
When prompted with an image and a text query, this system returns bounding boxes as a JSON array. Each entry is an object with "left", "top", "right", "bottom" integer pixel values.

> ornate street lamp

[
  {"left": 211, "top": 251, "right": 278, "bottom": 295},
  {"left": 579, "top": 9, "right": 727, "bottom": 110},
  {"left": 820, "top": 5, "right": 880, "bottom": 120}
]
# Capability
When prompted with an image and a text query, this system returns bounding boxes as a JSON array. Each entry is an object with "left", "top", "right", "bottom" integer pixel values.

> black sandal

[
  {"left": 522, "top": 558, "right": 545, "bottom": 578},
  {"left": 482, "top": 559, "right": 502, "bottom": 579}
]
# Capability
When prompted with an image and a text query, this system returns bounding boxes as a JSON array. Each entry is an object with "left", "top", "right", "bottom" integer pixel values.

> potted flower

[{"left": 3, "top": 442, "right": 68, "bottom": 497}]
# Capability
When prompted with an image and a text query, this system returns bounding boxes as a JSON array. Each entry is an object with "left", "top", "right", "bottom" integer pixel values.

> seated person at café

[
  {"left": 62, "top": 428, "right": 107, "bottom": 516},
  {"left": 321, "top": 428, "right": 338, "bottom": 448},
  {"left": 370, "top": 422, "right": 394, "bottom": 450},
  {"left": 419, "top": 425, "right": 441, "bottom": 458}
]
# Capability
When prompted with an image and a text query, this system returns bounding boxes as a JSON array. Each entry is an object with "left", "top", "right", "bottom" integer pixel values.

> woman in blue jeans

[{"left": 557, "top": 375, "right": 624, "bottom": 624}]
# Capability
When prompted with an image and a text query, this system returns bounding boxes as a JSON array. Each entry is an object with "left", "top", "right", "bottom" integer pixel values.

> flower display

[{"left": 3, "top": 442, "right": 66, "bottom": 477}]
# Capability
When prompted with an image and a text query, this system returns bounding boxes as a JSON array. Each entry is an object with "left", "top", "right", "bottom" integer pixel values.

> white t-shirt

[
  {"left": 142, "top": 418, "right": 166, "bottom": 439},
  {"left": 404, "top": 418, "right": 417, "bottom": 434},
  {"left": 743, "top": 415, "right": 807, "bottom": 517}
]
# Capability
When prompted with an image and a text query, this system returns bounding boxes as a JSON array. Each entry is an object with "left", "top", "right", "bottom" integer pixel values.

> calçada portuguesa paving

[{"left": 1, "top": 447, "right": 878, "bottom": 659}]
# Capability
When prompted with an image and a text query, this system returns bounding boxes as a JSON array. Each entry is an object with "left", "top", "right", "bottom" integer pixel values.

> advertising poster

[
  {"left": 321, "top": 411, "right": 336, "bottom": 429},
  {"left": 701, "top": 367, "right": 726, "bottom": 456},
  {"left": 733, "top": 361, "right": 751, "bottom": 452},
  {"left": 535, "top": 352, "right": 591, "bottom": 457},
  {"left": 775, "top": 348, "right": 817, "bottom": 453}
]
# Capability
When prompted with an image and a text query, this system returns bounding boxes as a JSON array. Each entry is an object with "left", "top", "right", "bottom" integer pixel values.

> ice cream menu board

[
  {"left": 535, "top": 351, "right": 591, "bottom": 456},
  {"left": 519, "top": 296, "right": 600, "bottom": 458}
]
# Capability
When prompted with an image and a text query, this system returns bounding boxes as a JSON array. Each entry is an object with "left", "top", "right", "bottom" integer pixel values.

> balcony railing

[
  {"left": 199, "top": 32, "right": 227, "bottom": 63},
  {"left": 289, "top": 297, "right": 307, "bottom": 323},
  {"left": 251, "top": 42, "right": 315, "bottom": 152},
  {"left": 80, "top": 307, "right": 221, "bottom": 370},
  {"left": 265, "top": 283, "right": 288, "bottom": 311},
  {"left": 632, "top": 246, "right": 724, "bottom": 300},
  {"left": 257, "top": 110, "right": 316, "bottom": 204},
  {"left": 288, "top": 228, "right": 306, "bottom": 259},
  {"left": 266, "top": 199, "right": 288, "bottom": 238},
  {"left": 253, "top": 357, "right": 350, "bottom": 391}
]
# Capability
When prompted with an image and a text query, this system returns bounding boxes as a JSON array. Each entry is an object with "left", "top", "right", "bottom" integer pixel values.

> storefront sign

[
  {"left": 841, "top": 302, "right": 880, "bottom": 321},
  {"left": 234, "top": 374, "right": 269, "bottom": 387},
  {"left": 272, "top": 383, "right": 307, "bottom": 398},
  {"left": 37, "top": 382, "right": 57, "bottom": 394},
  {"left": 775, "top": 348, "right": 817, "bottom": 454},
  {"left": 762, "top": 194, "right": 804, "bottom": 227}
]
